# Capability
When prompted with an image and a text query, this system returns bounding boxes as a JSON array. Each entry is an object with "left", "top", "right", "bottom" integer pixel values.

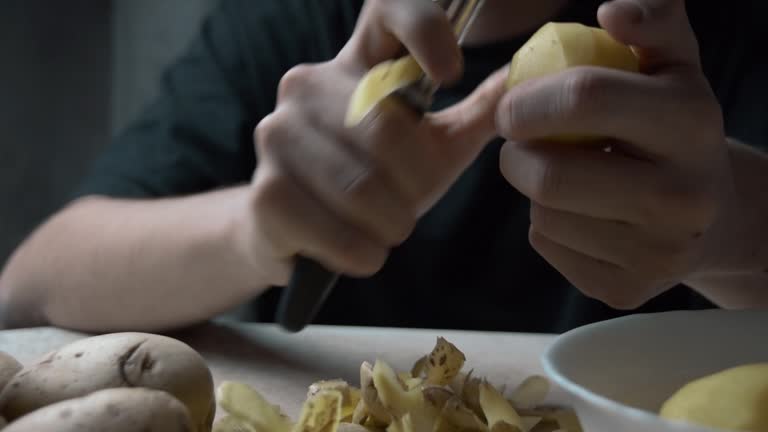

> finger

[
  {"left": 429, "top": 67, "right": 509, "bottom": 168},
  {"left": 252, "top": 161, "right": 388, "bottom": 278},
  {"left": 258, "top": 110, "right": 415, "bottom": 248},
  {"left": 530, "top": 204, "right": 696, "bottom": 276},
  {"left": 496, "top": 66, "right": 709, "bottom": 160},
  {"left": 597, "top": 0, "right": 701, "bottom": 73},
  {"left": 500, "top": 140, "right": 700, "bottom": 226},
  {"left": 529, "top": 228, "right": 666, "bottom": 310},
  {"left": 339, "top": 0, "right": 462, "bottom": 83}
]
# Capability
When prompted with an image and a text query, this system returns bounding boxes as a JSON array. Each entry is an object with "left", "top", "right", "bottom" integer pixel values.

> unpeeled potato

[
  {"left": 0, "top": 332, "right": 215, "bottom": 432},
  {"left": 0, "top": 351, "right": 22, "bottom": 394},
  {"left": 3, "top": 387, "right": 193, "bottom": 432}
]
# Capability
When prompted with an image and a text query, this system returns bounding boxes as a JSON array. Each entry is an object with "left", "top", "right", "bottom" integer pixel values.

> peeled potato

[
  {"left": 506, "top": 22, "right": 638, "bottom": 143},
  {"left": 0, "top": 332, "right": 215, "bottom": 432},
  {"left": 506, "top": 22, "right": 638, "bottom": 89},
  {"left": 0, "top": 351, "right": 22, "bottom": 394},
  {"left": 659, "top": 363, "right": 768, "bottom": 432},
  {"left": 2, "top": 387, "right": 194, "bottom": 432},
  {"left": 345, "top": 55, "right": 424, "bottom": 127}
]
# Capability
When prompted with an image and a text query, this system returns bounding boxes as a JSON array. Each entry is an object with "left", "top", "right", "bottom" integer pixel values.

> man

[{"left": 1, "top": 0, "right": 767, "bottom": 333}]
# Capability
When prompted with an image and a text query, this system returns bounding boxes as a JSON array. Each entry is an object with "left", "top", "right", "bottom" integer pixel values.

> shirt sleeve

[{"left": 71, "top": 0, "right": 359, "bottom": 200}]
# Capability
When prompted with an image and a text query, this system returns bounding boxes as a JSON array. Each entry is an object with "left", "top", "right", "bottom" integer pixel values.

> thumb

[
  {"left": 597, "top": 0, "right": 701, "bottom": 73},
  {"left": 428, "top": 67, "right": 508, "bottom": 166}
]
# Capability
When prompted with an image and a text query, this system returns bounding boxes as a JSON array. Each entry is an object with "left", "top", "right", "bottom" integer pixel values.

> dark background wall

[{"left": 0, "top": 0, "right": 216, "bottom": 268}]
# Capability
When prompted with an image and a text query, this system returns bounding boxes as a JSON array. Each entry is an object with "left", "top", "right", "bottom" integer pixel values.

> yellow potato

[
  {"left": 506, "top": 22, "right": 638, "bottom": 143},
  {"left": 506, "top": 22, "right": 638, "bottom": 89},
  {"left": 3, "top": 387, "right": 193, "bottom": 432},
  {"left": 345, "top": 56, "right": 425, "bottom": 127},
  {"left": 659, "top": 363, "right": 768, "bottom": 432},
  {"left": 0, "top": 332, "right": 215, "bottom": 432}
]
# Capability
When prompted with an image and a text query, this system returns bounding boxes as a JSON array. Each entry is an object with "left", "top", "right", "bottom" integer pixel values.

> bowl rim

[{"left": 539, "top": 310, "right": 748, "bottom": 432}]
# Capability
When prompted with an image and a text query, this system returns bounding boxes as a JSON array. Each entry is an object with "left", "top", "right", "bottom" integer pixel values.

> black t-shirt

[{"left": 73, "top": 0, "right": 768, "bottom": 333}]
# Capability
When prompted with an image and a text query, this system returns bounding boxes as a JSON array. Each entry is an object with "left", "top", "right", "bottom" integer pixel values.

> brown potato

[
  {"left": 0, "top": 332, "right": 214, "bottom": 431},
  {"left": 3, "top": 387, "right": 193, "bottom": 432},
  {"left": 0, "top": 351, "right": 22, "bottom": 394}
]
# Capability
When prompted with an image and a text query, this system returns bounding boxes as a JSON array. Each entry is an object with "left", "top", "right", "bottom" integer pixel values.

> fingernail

[{"left": 606, "top": 0, "right": 646, "bottom": 24}]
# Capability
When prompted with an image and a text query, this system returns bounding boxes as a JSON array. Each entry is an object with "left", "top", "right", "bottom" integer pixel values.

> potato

[
  {"left": 0, "top": 332, "right": 215, "bottom": 431},
  {"left": 3, "top": 387, "right": 193, "bottom": 432},
  {"left": 506, "top": 22, "right": 638, "bottom": 90},
  {"left": 505, "top": 22, "right": 638, "bottom": 143},
  {"left": 344, "top": 55, "right": 424, "bottom": 127},
  {"left": 0, "top": 351, "right": 22, "bottom": 394}
]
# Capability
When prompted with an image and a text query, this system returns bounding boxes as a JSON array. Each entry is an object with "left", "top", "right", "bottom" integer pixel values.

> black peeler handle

[{"left": 276, "top": 256, "right": 339, "bottom": 332}]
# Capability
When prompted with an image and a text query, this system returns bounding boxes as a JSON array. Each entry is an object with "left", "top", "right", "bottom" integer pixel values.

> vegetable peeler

[{"left": 275, "top": 0, "right": 486, "bottom": 333}]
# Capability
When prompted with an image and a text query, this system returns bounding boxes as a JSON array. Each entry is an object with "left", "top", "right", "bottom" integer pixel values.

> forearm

[
  {"left": 685, "top": 139, "right": 768, "bottom": 308},
  {"left": 0, "top": 186, "right": 281, "bottom": 332}
]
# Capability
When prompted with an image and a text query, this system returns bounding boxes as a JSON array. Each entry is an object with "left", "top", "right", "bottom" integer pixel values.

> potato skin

[
  {"left": 3, "top": 387, "right": 193, "bottom": 432},
  {"left": 0, "top": 351, "right": 22, "bottom": 394},
  {"left": 0, "top": 332, "right": 214, "bottom": 431}
]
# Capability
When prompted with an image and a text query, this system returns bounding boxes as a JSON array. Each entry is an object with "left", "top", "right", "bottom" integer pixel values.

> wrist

[{"left": 227, "top": 187, "right": 291, "bottom": 288}]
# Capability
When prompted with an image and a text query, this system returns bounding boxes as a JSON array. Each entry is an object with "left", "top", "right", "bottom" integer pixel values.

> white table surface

[{"left": 0, "top": 323, "right": 561, "bottom": 421}]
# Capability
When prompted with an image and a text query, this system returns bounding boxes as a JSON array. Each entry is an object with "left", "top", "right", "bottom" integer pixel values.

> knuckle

[
  {"left": 254, "top": 112, "right": 287, "bottom": 155},
  {"left": 277, "top": 63, "right": 315, "bottom": 101},
  {"left": 250, "top": 170, "right": 286, "bottom": 213},
  {"left": 560, "top": 69, "right": 602, "bottom": 117}
]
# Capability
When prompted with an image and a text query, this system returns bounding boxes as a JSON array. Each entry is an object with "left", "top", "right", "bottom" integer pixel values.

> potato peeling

[
  {"left": 213, "top": 337, "right": 582, "bottom": 432},
  {"left": 216, "top": 381, "right": 292, "bottom": 432},
  {"left": 425, "top": 338, "right": 466, "bottom": 386}
]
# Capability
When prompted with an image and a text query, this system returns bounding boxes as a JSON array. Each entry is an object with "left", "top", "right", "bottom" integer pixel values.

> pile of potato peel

[{"left": 214, "top": 337, "right": 582, "bottom": 432}]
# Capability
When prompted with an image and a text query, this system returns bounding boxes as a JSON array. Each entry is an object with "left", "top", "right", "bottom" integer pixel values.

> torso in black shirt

[{"left": 73, "top": 0, "right": 768, "bottom": 333}]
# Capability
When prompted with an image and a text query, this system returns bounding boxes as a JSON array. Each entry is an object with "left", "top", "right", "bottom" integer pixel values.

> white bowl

[{"left": 542, "top": 309, "right": 768, "bottom": 432}]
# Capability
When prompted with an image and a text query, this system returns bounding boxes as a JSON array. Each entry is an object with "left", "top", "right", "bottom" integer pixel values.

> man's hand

[
  {"left": 237, "top": 0, "right": 508, "bottom": 284},
  {"left": 496, "top": 0, "right": 734, "bottom": 309}
]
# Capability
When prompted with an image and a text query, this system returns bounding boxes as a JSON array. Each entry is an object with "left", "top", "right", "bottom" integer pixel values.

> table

[{"left": 0, "top": 323, "right": 561, "bottom": 421}]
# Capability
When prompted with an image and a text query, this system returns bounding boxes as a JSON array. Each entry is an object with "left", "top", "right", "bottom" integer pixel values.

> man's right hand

[{"left": 238, "top": 0, "right": 508, "bottom": 285}]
